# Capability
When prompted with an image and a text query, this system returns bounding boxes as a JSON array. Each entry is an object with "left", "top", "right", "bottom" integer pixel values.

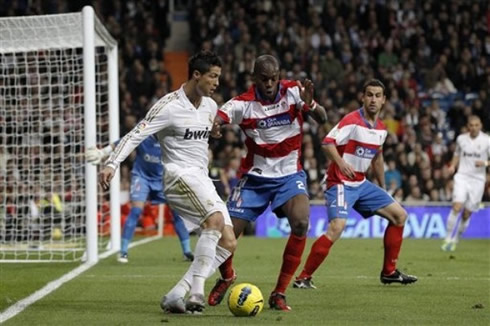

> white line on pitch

[{"left": 0, "top": 236, "right": 160, "bottom": 324}]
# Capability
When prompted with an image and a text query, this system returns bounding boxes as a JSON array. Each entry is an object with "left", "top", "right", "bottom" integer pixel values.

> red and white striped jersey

[
  {"left": 218, "top": 80, "right": 311, "bottom": 178},
  {"left": 323, "top": 108, "right": 387, "bottom": 188}
]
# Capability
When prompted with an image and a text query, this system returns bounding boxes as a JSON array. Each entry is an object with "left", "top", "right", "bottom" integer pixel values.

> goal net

[{"left": 0, "top": 7, "right": 120, "bottom": 262}]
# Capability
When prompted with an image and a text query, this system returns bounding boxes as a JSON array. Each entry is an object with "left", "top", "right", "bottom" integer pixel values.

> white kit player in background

[
  {"left": 99, "top": 51, "right": 237, "bottom": 314},
  {"left": 442, "top": 115, "right": 490, "bottom": 251}
]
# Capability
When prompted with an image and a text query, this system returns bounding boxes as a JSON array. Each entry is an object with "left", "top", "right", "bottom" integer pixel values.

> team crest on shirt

[
  {"left": 134, "top": 121, "right": 147, "bottom": 134},
  {"left": 206, "top": 200, "right": 214, "bottom": 207}
]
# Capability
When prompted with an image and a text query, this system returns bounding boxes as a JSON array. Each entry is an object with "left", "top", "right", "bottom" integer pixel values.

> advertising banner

[{"left": 255, "top": 205, "right": 490, "bottom": 238}]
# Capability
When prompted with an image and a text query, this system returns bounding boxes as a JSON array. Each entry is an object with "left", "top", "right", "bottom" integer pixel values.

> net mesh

[{"left": 0, "top": 13, "right": 114, "bottom": 262}]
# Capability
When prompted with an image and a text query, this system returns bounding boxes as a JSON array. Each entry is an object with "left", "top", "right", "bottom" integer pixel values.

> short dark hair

[
  {"left": 188, "top": 51, "right": 222, "bottom": 80},
  {"left": 253, "top": 54, "right": 280, "bottom": 75},
  {"left": 362, "top": 79, "right": 386, "bottom": 95}
]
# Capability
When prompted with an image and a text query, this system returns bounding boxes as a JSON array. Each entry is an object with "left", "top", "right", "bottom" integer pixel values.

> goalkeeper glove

[{"left": 86, "top": 145, "right": 112, "bottom": 165}]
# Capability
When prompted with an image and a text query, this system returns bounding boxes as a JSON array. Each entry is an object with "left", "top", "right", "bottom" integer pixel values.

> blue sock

[
  {"left": 120, "top": 206, "right": 143, "bottom": 255},
  {"left": 172, "top": 210, "right": 192, "bottom": 254}
]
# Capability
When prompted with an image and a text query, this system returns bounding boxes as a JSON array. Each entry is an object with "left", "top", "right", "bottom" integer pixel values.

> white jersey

[
  {"left": 454, "top": 132, "right": 490, "bottom": 182},
  {"left": 217, "top": 80, "right": 310, "bottom": 178},
  {"left": 106, "top": 85, "right": 216, "bottom": 175}
]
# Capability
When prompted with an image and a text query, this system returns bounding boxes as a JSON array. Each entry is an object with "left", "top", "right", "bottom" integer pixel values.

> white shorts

[
  {"left": 163, "top": 164, "right": 232, "bottom": 232},
  {"left": 452, "top": 173, "right": 485, "bottom": 212}
]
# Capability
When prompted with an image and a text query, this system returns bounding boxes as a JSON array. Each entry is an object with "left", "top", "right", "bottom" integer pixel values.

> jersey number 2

[{"left": 296, "top": 180, "right": 306, "bottom": 190}]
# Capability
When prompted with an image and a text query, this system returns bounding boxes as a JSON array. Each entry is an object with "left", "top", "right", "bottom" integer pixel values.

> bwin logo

[{"left": 183, "top": 127, "right": 211, "bottom": 140}]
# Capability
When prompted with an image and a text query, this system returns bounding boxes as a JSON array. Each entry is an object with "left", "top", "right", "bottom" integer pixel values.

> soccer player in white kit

[
  {"left": 99, "top": 51, "right": 237, "bottom": 313},
  {"left": 441, "top": 115, "right": 490, "bottom": 251}
]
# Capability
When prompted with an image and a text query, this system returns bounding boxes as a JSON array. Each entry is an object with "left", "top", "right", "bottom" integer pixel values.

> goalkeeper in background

[{"left": 86, "top": 134, "right": 194, "bottom": 263}]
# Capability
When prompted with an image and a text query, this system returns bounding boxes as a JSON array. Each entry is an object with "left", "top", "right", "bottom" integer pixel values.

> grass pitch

[{"left": 1, "top": 237, "right": 489, "bottom": 325}]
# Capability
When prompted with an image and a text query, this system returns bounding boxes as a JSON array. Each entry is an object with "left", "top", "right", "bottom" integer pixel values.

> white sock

[
  {"left": 165, "top": 245, "right": 231, "bottom": 300},
  {"left": 165, "top": 276, "right": 191, "bottom": 301},
  {"left": 207, "top": 245, "right": 232, "bottom": 278},
  {"left": 189, "top": 229, "right": 221, "bottom": 297},
  {"left": 444, "top": 210, "right": 459, "bottom": 242},
  {"left": 455, "top": 218, "right": 470, "bottom": 243}
]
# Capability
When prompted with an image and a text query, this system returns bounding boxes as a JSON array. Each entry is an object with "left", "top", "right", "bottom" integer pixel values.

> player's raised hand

[
  {"left": 298, "top": 79, "right": 314, "bottom": 108},
  {"left": 99, "top": 166, "right": 115, "bottom": 190},
  {"left": 86, "top": 147, "right": 104, "bottom": 165}
]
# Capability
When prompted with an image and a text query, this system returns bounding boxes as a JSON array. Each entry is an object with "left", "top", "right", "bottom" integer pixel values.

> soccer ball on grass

[{"left": 227, "top": 283, "right": 264, "bottom": 317}]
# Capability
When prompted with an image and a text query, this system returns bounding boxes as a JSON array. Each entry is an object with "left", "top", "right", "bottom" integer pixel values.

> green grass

[{"left": 1, "top": 237, "right": 489, "bottom": 325}]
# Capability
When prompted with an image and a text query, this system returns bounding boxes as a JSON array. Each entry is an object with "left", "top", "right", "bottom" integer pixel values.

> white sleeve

[
  {"left": 105, "top": 103, "right": 171, "bottom": 170},
  {"left": 488, "top": 135, "right": 490, "bottom": 156},
  {"left": 287, "top": 85, "right": 306, "bottom": 109},
  {"left": 219, "top": 99, "right": 245, "bottom": 124}
]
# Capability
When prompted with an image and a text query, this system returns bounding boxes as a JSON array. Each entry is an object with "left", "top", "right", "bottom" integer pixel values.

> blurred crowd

[{"left": 2, "top": 0, "right": 489, "bottom": 205}]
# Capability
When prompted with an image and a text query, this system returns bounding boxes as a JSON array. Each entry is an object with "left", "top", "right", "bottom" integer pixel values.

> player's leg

[
  {"left": 450, "top": 181, "right": 483, "bottom": 249},
  {"left": 442, "top": 202, "right": 463, "bottom": 251},
  {"left": 267, "top": 193, "right": 309, "bottom": 311},
  {"left": 185, "top": 211, "right": 225, "bottom": 312},
  {"left": 171, "top": 209, "right": 194, "bottom": 260},
  {"left": 208, "top": 217, "right": 248, "bottom": 306},
  {"left": 370, "top": 185, "right": 416, "bottom": 284},
  {"left": 442, "top": 174, "right": 467, "bottom": 250},
  {"left": 165, "top": 223, "right": 237, "bottom": 309},
  {"left": 208, "top": 174, "right": 269, "bottom": 306},
  {"left": 119, "top": 200, "right": 145, "bottom": 262},
  {"left": 160, "top": 168, "right": 236, "bottom": 313},
  {"left": 119, "top": 175, "right": 150, "bottom": 262},
  {"left": 149, "top": 178, "right": 194, "bottom": 259},
  {"left": 263, "top": 171, "right": 309, "bottom": 310},
  {"left": 295, "top": 184, "right": 352, "bottom": 289},
  {"left": 454, "top": 209, "right": 472, "bottom": 244},
  {"left": 295, "top": 218, "right": 346, "bottom": 288}
]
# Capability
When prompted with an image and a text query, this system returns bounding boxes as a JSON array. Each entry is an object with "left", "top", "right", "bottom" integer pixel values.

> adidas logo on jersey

[{"left": 183, "top": 127, "right": 211, "bottom": 140}]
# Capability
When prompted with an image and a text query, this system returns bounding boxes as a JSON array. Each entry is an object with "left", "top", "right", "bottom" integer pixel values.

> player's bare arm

[
  {"left": 371, "top": 152, "right": 386, "bottom": 189},
  {"left": 211, "top": 115, "right": 225, "bottom": 138},
  {"left": 448, "top": 155, "right": 460, "bottom": 174},
  {"left": 323, "top": 144, "right": 356, "bottom": 179}
]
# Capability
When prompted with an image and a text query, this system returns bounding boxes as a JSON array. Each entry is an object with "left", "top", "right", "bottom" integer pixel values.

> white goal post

[{"left": 0, "top": 6, "right": 120, "bottom": 263}]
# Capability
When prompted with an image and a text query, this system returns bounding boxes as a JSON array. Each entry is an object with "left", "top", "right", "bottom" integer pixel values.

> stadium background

[
  {"left": 1, "top": 1, "right": 489, "bottom": 325},
  {"left": 1, "top": 0, "right": 489, "bottom": 232}
]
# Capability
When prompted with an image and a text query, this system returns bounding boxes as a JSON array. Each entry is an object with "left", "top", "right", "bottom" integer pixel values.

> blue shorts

[
  {"left": 227, "top": 171, "right": 309, "bottom": 222},
  {"left": 130, "top": 173, "right": 165, "bottom": 204},
  {"left": 325, "top": 181, "right": 394, "bottom": 220}
]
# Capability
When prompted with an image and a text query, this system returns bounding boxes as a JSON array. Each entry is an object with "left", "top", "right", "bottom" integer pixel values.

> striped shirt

[
  {"left": 218, "top": 80, "right": 311, "bottom": 178},
  {"left": 106, "top": 85, "right": 217, "bottom": 174},
  {"left": 323, "top": 108, "right": 387, "bottom": 188}
]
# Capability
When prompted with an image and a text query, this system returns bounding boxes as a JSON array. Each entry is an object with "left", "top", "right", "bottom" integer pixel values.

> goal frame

[{"left": 0, "top": 6, "right": 120, "bottom": 263}]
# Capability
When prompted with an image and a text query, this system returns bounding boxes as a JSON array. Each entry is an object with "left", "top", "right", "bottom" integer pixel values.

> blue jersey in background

[{"left": 116, "top": 134, "right": 163, "bottom": 181}]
